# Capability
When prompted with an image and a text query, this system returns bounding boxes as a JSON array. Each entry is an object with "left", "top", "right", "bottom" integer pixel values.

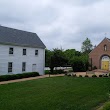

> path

[{"left": 0, "top": 74, "right": 64, "bottom": 85}]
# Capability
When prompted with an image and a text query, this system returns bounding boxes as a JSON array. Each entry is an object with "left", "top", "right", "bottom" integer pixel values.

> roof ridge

[
  {"left": 0, "top": 25, "right": 36, "bottom": 34},
  {"left": 89, "top": 37, "right": 107, "bottom": 55},
  {"left": 106, "top": 37, "right": 110, "bottom": 40},
  {"left": 0, "top": 25, "right": 46, "bottom": 48}
]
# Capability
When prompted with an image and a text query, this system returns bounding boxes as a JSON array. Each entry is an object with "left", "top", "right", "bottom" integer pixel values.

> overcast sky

[{"left": 0, "top": 0, "right": 109, "bottom": 51}]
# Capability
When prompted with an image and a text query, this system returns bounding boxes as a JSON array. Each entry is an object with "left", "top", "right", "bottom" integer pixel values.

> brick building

[{"left": 89, "top": 37, "right": 110, "bottom": 70}]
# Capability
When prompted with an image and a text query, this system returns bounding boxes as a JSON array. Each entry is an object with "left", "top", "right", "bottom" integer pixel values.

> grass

[{"left": 0, "top": 76, "right": 110, "bottom": 110}]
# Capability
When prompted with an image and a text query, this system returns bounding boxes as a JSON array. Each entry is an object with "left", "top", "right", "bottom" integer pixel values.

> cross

[{"left": 105, "top": 33, "right": 107, "bottom": 38}]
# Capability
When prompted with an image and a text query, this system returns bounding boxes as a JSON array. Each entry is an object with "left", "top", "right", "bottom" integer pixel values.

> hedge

[
  {"left": 0, "top": 72, "right": 39, "bottom": 82},
  {"left": 45, "top": 69, "right": 66, "bottom": 74}
]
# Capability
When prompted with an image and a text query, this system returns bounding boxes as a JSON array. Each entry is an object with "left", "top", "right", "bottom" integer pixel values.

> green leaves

[
  {"left": 81, "top": 38, "right": 93, "bottom": 54},
  {"left": 45, "top": 48, "right": 68, "bottom": 73},
  {"left": 70, "top": 55, "right": 89, "bottom": 72}
]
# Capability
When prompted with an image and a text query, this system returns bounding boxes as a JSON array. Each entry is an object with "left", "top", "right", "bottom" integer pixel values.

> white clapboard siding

[{"left": 0, "top": 44, "right": 45, "bottom": 75}]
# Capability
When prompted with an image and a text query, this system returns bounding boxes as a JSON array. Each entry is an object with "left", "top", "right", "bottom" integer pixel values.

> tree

[
  {"left": 45, "top": 48, "right": 68, "bottom": 73},
  {"left": 45, "top": 49, "right": 54, "bottom": 73},
  {"left": 81, "top": 38, "right": 93, "bottom": 54},
  {"left": 70, "top": 55, "right": 89, "bottom": 72},
  {"left": 64, "top": 49, "right": 76, "bottom": 61},
  {"left": 53, "top": 48, "right": 67, "bottom": 68},
  {"left": 64, "top": 49, "right": 81, "bottom": 65},
  {"left": 45, "top": 49, "right": 53, "bottom": 67}
]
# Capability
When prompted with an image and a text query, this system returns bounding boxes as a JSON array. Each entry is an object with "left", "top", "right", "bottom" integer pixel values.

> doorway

[
  {"left": 101, "top": 56, "right": 109, "bottom": 70},
  {"left": 32, "top": 64, "right": 37, "bottom": 72}
]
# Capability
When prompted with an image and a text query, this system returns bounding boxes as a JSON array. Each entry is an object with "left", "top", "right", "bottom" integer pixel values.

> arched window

[{"left": 104, "top": 45, "right": 107, "bottom": 51}]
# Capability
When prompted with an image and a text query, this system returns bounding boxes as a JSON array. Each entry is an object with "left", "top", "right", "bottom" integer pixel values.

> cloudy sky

[{"left": 0, "top": 0, "right": 109, "bottom": 51}]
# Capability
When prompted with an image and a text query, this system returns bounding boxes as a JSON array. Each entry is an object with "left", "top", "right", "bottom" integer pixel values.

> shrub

[
  {"left": 79, "top": 75, "right": 82, "bottom": 77},
  {"left": 92, "top": 74, "right": 97, "bottom": 77},
  {"left": 65, "top": 73, "right": 68, "bottom": 76},
  {"left": 103, "top": 75, "right": 108, "bottom": 77},
  {"left": 85, "top": 75, "right": 89, "bottom": 77},
  {"left": 67, "top": 74, "right": 71, "bottom": 76},
  {"left": 45, "top": 70, "right": 66, "bottom": 75},
  {"left": 0, "top": 72, "right": 39, "bottom": 82},
  {"left": 99, "top": 75, "right": 103, "bottom": 77},
  {"left": 92, "top": 66, "right": 97, "bottom": 70},
  {"left": 51, "top": 69, "right": 65, "bottom": 74},
  {"left": 45, "top": 70, "right": 50, "bottom": 74},
  {"left": 72, "top": 74, "right": 76, "bottom": 77},
  {"left": 70, "top": 55, "right": 89, "bottom": 72},
  {"left": 69, "top": 69, "right": 73, "bottom": 72},
  {"left": 56, "top": 70, "right": 64, "bottom": 74},
  {"left": 103, "top": 102, "right": 110, "bottom": 110}
]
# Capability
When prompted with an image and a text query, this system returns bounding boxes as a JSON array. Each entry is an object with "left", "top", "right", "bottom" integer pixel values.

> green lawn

[{"left": 0, "top": 76, "right": 110, "bottom": 110}]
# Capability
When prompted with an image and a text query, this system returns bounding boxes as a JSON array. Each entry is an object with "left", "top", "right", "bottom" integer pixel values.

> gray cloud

[{"left": 0, "top": 0, "right": 109, "bottom": 51}]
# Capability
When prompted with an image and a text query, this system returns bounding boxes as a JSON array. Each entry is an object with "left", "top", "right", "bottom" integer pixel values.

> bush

[
  {"left": 72, "top": 74, "right": 76, "bottom": 77},
  {"left": 65, "top": 73, "right": 68, "bottom": 76},
  {"left": 45, "top": 70, "right": 65, "bottom": 75},
  {"left": 52, "top": 69, "right": 65, "bottom": 74},
  {"left": 99, "top": 75, "right": 103, "bottom": 77},
  {"left": 0, "top": 72, "right": 39, "bottom": 82},
  {"left": 45, "top": 70, "right": 50, "bottom": 74},
  {"left": 79, "top": 75, "right": 82, "bottom": 77},
  {"left": 92, "top": 66, "right": 97, "bottom": 70},
  {"left": 67, "top": 74, "right": 71, "bottom": 76},
  {"left": 70, "top": 55, "right": 89, "bottom": 72},
  {"left": 103, "top": 75, "right": 108, "bottom": 77},
  {"left": 85, "top": 75, "right": 89, "bottom": 77},
  {"left": 92, "top": 74, "right": 97, "bottom": 77},
  {"left": 69, "top": 69, "right": 73, "bottom": 72},
  {"left": 55, "top": 70, "right": 65, "bottom": 74},
  {"left": 103, "top": 102, "right": 110, "bottom": 110}
]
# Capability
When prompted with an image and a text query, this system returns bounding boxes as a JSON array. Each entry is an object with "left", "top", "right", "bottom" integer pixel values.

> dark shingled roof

[{"left": 0, "top": 25, "right": 46, "bottom": 48}]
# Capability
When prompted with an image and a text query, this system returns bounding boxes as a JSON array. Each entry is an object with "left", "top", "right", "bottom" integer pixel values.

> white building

[{"left": 0, "top": 25, "right": 46, "bottom": 75}]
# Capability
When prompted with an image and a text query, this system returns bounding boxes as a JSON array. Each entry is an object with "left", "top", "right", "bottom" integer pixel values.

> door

[
  {"left": 101, "top": 56, "right": 109, "bottom": 70},
  {"left": 32, "top": 64, "right": 37, "bottom": 72},
  {"left": 102, "top": 61, "right": 109, "bottom": 70}
]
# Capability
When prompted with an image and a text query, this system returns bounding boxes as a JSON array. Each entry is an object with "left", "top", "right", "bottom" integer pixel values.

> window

[
  {"left": 9, "top": 47, "right": 13, "bottom": 54},
  {"left": 35, "top": 50, "right": 38, "bottom": 55},
  {"left": 23, "top": 49, "right": 26, "bottom": 55},
  {"left": 8, "top": 62, "right": 13, "bottom": 72},
  {"left": 104, "top": 45, "right": 107, "bottom": 51},
  {"left": 22, "top": 62, "right": 26, "bottom": 72}
]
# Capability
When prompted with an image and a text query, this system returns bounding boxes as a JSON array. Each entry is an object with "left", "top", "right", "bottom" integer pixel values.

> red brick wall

[{"left": 89, "top": 38, "right": 110, "bottom": 69}]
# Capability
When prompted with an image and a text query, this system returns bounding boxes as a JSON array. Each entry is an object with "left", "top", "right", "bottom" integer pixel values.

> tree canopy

[
  {"left": 45, "top": 38, "right": 93, "bottom": 73},
  {"left": 45, "top": 48, "right": 68, "bottom": 73},
  {"left": 81, "top": 38, "right": 93, "bottom": 54}
]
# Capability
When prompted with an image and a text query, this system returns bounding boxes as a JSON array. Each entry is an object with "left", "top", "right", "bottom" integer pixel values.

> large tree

[
  {"left": 81, "top": 38, "right": 93, "bottom": 54},
  {"left": 45, "top": 48, "right": 68, "bottom": 73},
  {"left": 64, "top": 49, "right": 81, "bottom": 65},
  {"left": 45, "top": 49, "right": 53, "bottom": 67},
  {"left": 52, "top": 48, "right": 67, "bottom": 67},
  {"left": 70, "top": 55, "right": 89, "bottom": 72}
]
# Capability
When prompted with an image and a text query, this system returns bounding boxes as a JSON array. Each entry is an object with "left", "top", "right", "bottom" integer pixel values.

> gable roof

[
  {"left": 106, "top": 37, "right": 110, "bottom": 42},
  {"left": 89, "top": 37, "right": 110, "bottom": 55},
  {"left": 0, "top": 25, "right": 46, "bottom": 48}
]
